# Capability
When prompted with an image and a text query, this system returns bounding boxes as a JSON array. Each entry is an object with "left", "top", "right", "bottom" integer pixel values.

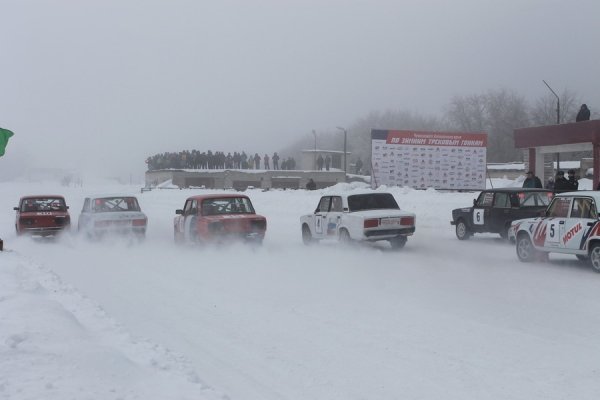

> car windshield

[
  {"left": 201, "top": 197, "right": 255, "bottom": 215},
  {"left": 21, "top": 197, "right": 67, "bottom": 212},
  {"left": 347, "top": 193, "right": 399, "bottom": 212},
  {"left": 92, "top": 197, "right": 141, "bottom": 212}
]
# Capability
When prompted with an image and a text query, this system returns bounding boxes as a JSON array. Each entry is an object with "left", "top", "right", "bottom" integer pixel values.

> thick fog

[{"left": 2, "top": 0, "right": 599, "bottom": 178}]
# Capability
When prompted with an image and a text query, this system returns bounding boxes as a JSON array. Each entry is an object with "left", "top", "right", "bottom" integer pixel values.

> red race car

[
  {"left": 14, "top": 195, "right": 71, "bottom": 236},
  {"left": 174, "top": 194, "right": 267, "bottom": 245}
]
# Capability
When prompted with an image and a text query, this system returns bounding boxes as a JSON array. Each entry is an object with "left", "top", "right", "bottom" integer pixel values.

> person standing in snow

[{"left": 263, "top": 154, "right": 270, "bottom": 170}]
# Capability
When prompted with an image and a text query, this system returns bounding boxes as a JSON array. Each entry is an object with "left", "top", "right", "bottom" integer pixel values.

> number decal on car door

[
  {"left": 473, "top": 209, "right": 484, "bottom": 225},
  {"left": 546, "top": 221, "right": 560, "bottom": 244}
]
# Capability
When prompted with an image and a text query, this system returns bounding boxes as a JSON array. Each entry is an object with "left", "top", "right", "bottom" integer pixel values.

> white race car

[
  {"left": 512, "top": 191, "right": 600, "bottom": 272},
  {"left": 300, "top": 192, "right": 415, "bottom": 249},
  {"left": 78, "top": 195, "right": 147, "bottom": 239}
]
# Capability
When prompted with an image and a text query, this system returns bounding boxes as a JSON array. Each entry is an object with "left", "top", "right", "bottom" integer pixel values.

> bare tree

[
  {"left": 530, "top": 89, "right": 580, "bottom": 125},
  {"left": 445, "top": 89, "right": 529, "bottom": 162}
]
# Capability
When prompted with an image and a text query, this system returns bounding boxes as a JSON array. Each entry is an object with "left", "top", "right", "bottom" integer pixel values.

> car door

[
  {"left": 563, "top": 197, "right": 598, "bottom": 251},
  {"left": 327, "top": 196, "right": 344, "bottom": 236},
  {"left": 543, "top": 196, "right": 571, "bottom": 249},
  {"left": 490, "top": 192, "right": 511, "bottom": 233},
  {"left": 313, "top": 196, "right": 331, "bottom": 239},
  {"left": 472, "top": 191, "right": 494, "bottom": 232},
  {"left": 180, "top": 199, "right": 196, "bottom": 239}
]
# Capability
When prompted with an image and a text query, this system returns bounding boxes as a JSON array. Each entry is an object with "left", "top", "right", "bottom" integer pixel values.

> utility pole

[
  {"left": 543, "top": 80, "right": 560, "bottom": 171},
  {"left": 336, "top": 126, "right": 347, "bottom": 175}
]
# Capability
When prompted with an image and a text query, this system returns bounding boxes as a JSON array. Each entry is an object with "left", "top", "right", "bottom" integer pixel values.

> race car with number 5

[{"left": 512, "top": 191, "right": 600, "bottom": 272}]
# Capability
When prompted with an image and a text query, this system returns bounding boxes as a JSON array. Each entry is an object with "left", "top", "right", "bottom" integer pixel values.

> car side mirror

[
  {"left": 175, "top": 209, "right": 183, "bottom": 215},
  {"left": 66, "top": 206, "right": 69, "bottom": 209},
  {"left": 473, "top": 199, "right": 477, "bottom": 206},
  {"left": 13, "top": 207, "right": 18, "bottom": 211}
]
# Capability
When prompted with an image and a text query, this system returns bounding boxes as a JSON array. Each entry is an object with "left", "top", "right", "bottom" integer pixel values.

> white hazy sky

[{"left": 1, "top": 0, "right": 599, "bottom": 178}]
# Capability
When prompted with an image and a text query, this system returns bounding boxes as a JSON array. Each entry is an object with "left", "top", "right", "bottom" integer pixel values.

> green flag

[{"left": 0, "top": 127, "right": 14, "bottom": 157}]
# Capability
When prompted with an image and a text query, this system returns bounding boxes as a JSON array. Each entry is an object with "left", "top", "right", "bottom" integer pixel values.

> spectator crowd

[{"left": 146, "top": 150, "right": 296, "bottom": 171}]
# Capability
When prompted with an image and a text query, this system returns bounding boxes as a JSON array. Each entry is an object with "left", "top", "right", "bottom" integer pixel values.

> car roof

[
  {"left": 85, "top": 194, "right": 139, "bottom": 199},
  {"left": 482, "top": 188, "right": 552, "bottom": 193},
  {"left": 322, "top": 191, "right": 393, "bottom": 197},
  {"left": 556, "top": 190, "right": 600, "bottom": 201},
  {"left": 186, "top": 194, "right": 250, "bottom": 201},
  {"left": 20, "top": 195, "right": 66, "bottom": 200}
]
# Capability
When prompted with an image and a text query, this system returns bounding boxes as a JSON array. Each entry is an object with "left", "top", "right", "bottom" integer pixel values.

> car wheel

[
  {"left": 339, "top": 228, "right": 352, "bottom": 245},
  {"left": 589, "top": 244, "right": 600, "bottom": 272},
  {"left": 455, "top": 219, "right": 470, "bottom": 240},
  {"left": 516, "top": 234, "right": 536, "bottom": 262},
  {"left": 302, "top": 224, "right": 314, "bottom": 246},
  {"left": 389, "top": 236, "right": 407, "bottom": 249}
]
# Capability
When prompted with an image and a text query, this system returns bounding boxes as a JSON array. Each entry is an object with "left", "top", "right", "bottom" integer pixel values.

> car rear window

[
  {"left": 201, "top": 197, "right": 255, "bottom": 215},
  {"left": 347, "top": 193, "right": 399, "bottom": 212},
  {"left": 21, "top": 198, "right": 67, "bottom": 212},
  {"left": 93, "top": 197, "right": 141, "bottom": 212}
]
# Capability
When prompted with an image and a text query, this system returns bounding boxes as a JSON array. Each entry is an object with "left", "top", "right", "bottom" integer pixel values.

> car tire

[
  {"left": 302, "top": 224, "right": 315, "bottom": 246},
  {"left": 455, "top": 219, "right": 470, "bottom": 240},
  {"left": 516, "top": 234, "right": 537, "bottom": 262},
  {"left": 339, "top": 228, "right": 352, "bottom": 245},
  {"left": 389, "top": 236, "right": 407, "bottom": 250},
  {"left": 589, "top": 243, "right": 600, "bottom": 272}
]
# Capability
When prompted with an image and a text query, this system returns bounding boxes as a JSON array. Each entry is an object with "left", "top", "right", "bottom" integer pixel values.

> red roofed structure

[{"left": 514, "top": 120, "right": 600, "bottom": 188}]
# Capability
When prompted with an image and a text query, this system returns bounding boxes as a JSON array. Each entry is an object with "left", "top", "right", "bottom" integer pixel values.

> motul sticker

[{"left": 563, "top": 223, "right": 582, "bottom": 245}]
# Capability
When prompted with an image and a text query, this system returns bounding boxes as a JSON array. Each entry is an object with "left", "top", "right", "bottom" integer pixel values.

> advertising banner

[{"left": 371, "top": 129, "right": 487, "bottom": 190}]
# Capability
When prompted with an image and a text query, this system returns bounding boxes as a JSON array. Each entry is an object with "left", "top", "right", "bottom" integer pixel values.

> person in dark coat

[
  {"left": 576, "top": 104, "right": 591, "bottom": 122},
  {"left": 553, "top": 171, "right": 571, "bottom": 194},
  {"left": 567, "top": 169, "right": 579, "bottom": 191},
  {"left": 305, "top": 178, "right": 317, "bottom": 190},
  {"left": 522, "top": 171, "right": 543, "bottom": 188}
]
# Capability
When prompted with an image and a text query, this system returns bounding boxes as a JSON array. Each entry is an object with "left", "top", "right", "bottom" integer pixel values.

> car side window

[
  {"left": 493, "top": 193, "right": 510, "bottom": 208},
  {"left": 571, "top": 198, "right": 597, "bottom": 219},
  {"left": 547, "top": 197, "right": 571, "bottom": 218},
  {"left": 190, "top": 200, "right": 198, "bottom": 215},
  {"left": 316, "top": 197, "right": 331, "bottom": 213},
  {"left": 521, "top": 193, "right": 537, "bottom": 206},
  {"left": 183, "top": 200, "right": 192, "bottom": 214},
  {"left": 82, "top": 198, "right": 90, "bottom": 212},
  {"left": 476, "top": 192, "right": 494, "bottom": 207},
  {"left": 330, "top": 196, "right": 343, "bottom": 212}
]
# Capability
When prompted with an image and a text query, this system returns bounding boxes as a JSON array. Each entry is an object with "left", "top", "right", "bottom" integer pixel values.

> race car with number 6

[
  {"left": 451, "top": 188, "right": 553, "bottom": 240},
  {"left": 512, "top": 191, "right": 600, "bottom": 272}
]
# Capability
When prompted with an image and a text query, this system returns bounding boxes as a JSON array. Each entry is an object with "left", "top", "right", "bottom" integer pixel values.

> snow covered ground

[{"left": 1, "top": 176, "right": 600, "bottom": 400}]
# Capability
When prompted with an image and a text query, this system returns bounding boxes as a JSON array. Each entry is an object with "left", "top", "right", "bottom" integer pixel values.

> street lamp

[
  {"left": 336, "top": 126, "right": 347, "bottom": 175},
  {"left": 312, "top": 130, "right": 317, "bottom": 170},
  {"left": 543, "top": 79, "right": 561, "bottom": 171}
]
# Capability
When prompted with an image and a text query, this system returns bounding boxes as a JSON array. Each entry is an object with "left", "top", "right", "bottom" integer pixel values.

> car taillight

[
  {"left": 364, "top": 219, "right": 379, "bottom": 228},
  {"left": 132, "top": 218, "right": 147, "bottom": 226},
  {"left": 400, "top": 216, "right": 414, "bottom": 226}
]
